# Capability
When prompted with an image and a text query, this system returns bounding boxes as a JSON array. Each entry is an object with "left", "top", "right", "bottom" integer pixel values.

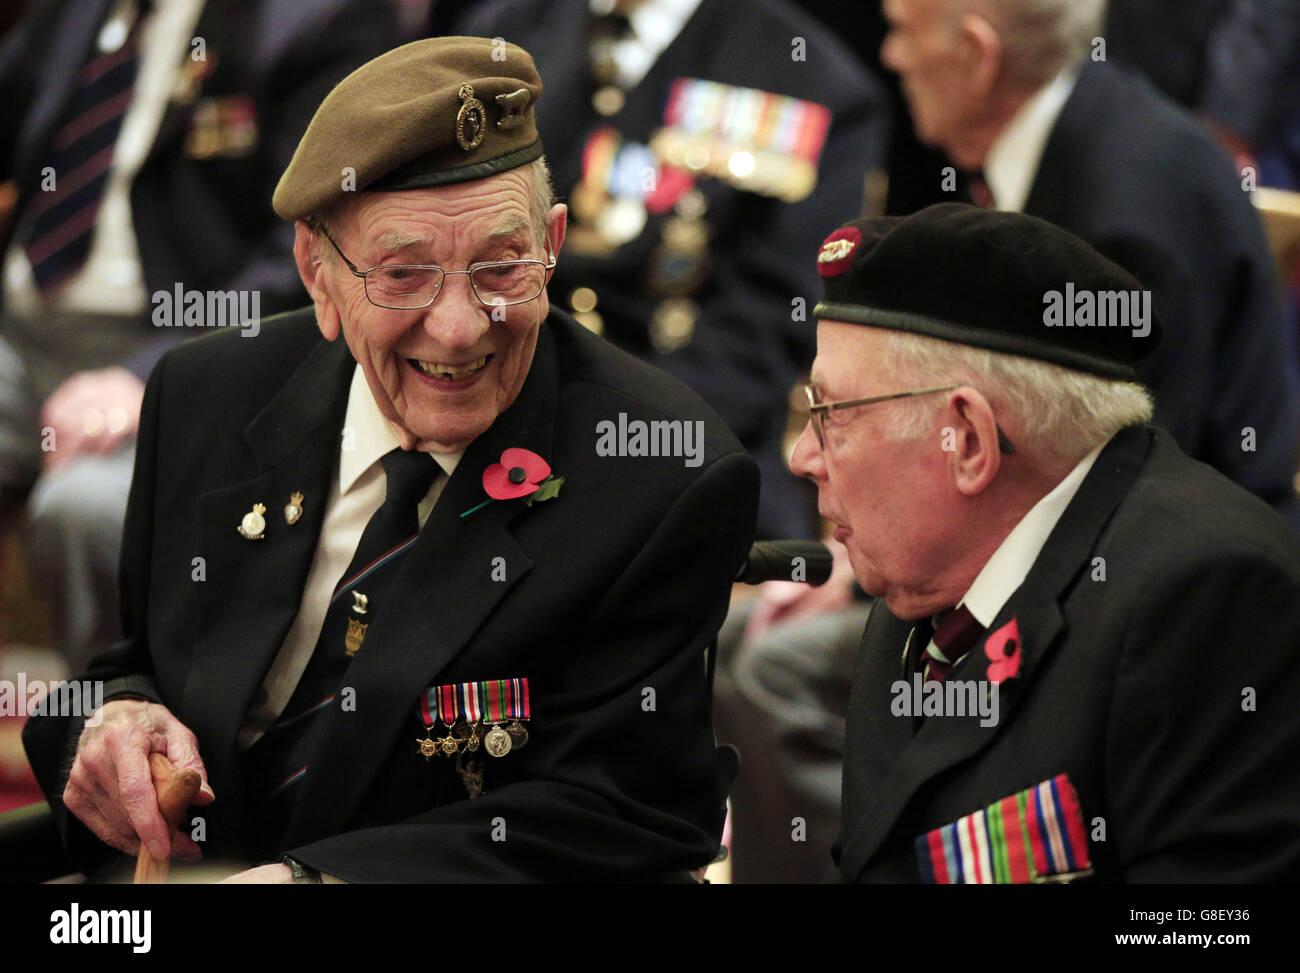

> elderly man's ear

[
  {"left": 294, "top": 220, "right": 343, "bottom": 341},
  {"left": 544, "top": 203, "right": 567, "bottom": 269},
  {"left": 946, "top": 388, "right": 1004, "bottom": 496}
]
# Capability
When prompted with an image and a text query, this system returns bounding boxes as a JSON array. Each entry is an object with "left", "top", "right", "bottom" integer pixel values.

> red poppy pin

[
  {"left": 984, "top": 616, "right": 1022, "bottom": 684},
  {"left": 461, "top": 447, "right": 564, "bottom": 519}
]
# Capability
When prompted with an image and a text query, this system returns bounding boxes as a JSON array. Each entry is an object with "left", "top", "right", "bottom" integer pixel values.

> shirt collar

[
  {"left": 339, "top": 365, "right": 463, "bottom": 494},
  {"left": 957, "top": 441, "right": 1104, "bottom": 629},
  {"left": 983, "top": 66, "right": 1078, "bottom": 213},
  {"left": 590, "top": 0, "right": 702, "bottom": 89}
]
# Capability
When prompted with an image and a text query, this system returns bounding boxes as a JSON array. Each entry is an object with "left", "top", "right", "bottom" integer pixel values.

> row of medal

[{"left": 417, "top": 678, "right": 531, "bottom": 762}]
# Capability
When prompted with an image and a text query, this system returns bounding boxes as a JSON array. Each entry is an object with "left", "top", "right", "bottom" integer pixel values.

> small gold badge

[
  {"left": 351, "top": 591, "right": 368, "bottom": 614},
  {"left": 284, "top": 491, "right": 304, "bottom": 525},
  {"left": 237, "top": 503, "right": 267, "bottom": 540},
  {"left": 495, "top": 88, "right": 530, "bottom": 130},
  {"left": 483, "top": 724, "right": 513, "bottom": 757},
  {"left": 345, "top": 618, "right": 368, "bottom": 657},
  {"left": 455, "top": 83, "right": 486, "bottom": 151}
]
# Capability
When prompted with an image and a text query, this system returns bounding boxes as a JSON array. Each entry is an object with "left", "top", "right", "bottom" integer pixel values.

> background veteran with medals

[
  {"left": 22, "top": 36, "right": 759, "bottom": 883},
  {"left": 792, "top": 205, "right": 1300, "bottom": 883},
  {"left": 452, "top": 0, "right": 889, "bottom": 539}
]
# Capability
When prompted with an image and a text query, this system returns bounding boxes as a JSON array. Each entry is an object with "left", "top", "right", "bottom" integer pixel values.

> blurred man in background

[
  {"left": 0, "top": 0, "right": 400, "bottom": 668},
  {"left": 449, "top": 0, "right": 890, "bottom": 538}
]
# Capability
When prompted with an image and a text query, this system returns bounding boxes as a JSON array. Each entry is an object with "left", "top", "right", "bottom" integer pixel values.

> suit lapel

[
  {"left": 839, "top": 426, "right": 1153, "bottom": 879},
  {"left": 182, "top": 333, "right": 353, "bottom": 793},
  {"left": 286, "top": 320, "right": 560, "bottom": 845}
]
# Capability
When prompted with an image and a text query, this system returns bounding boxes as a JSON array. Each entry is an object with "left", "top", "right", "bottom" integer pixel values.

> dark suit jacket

[
  {"left": 0, "top": 0, "right": 398, "bottom": 376},
  {"left": 1025, "top": 61, "right": 1299, "bottom": 514},
  {"left": 455, "top": 0, "right": 890, "bottom": 538},
  {"left": 836, "top": 424, "right": 1300, "bottom": 882},
  {"left": 22, "top": 306, "right": 760, "bottom": 881}
]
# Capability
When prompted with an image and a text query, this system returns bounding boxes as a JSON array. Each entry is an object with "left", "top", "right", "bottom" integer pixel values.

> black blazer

[
  {"left": 836, "top": 424, "right": 1300, "bottom": 882},
  {"left": 0, "top": 0, "right": 399, "bottom": 374},
  {"left": 456, "top": 0, "right": 890, "bottom": 538},
  {"left": 23, "top": 307, "right": 760, "bottom": 881},
  {"left": 1024, "top": 61, "right": 1298, "bottom": 514}
]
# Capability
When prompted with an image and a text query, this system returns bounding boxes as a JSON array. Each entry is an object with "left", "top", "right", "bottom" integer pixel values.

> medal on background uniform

[
  {"left": 238, "top": 502, "right": 267, "bottom": 539},
  {"left": 344, "top": 591, "right": 368, "bottom": 657}
]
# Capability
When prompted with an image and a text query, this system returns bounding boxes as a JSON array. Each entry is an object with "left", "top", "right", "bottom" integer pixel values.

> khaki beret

[{"left": 273, "top": 36, "right": 544, "bottom": 221}]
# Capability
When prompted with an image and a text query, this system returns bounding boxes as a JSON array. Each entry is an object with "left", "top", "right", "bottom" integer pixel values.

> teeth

[{"left": 414, "top": 355, "right": 488, "bottom": 380}]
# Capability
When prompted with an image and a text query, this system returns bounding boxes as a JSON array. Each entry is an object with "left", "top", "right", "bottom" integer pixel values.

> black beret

[
  {"left": 813, "top": 203, "right": 1162, "bottom": 380},
  {"left": 274, "top": 37, "right": 543, "bottom": 221}
]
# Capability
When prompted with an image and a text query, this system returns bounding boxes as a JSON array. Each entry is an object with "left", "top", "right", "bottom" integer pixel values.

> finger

[
  {"left": 67, "top": 778, "right": 141, "bottom": 855},
  {"left": 163, "top": 724, "right": 214, "bottom": 801},
  {"left": 109, "top": 746, "right": 173, "bottom": 862},
  {"left": 170, "top": 832, "right": 204, "bottom": 863}
]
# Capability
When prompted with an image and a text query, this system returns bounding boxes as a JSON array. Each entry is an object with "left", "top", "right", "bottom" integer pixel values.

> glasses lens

[
  {"left": 471, "top": 261, "right": 546, "bottom": 306},
  {"left": 366, "top": 267, "right": 441, "bottom": 309},
  {"left": 804, "top": 386, "right": 824, "bottom": 448}
]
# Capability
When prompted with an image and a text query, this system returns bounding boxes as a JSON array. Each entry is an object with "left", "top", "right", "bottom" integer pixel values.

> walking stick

[{"left": 132, "top": 752, "right": 201, "bottom": 884}]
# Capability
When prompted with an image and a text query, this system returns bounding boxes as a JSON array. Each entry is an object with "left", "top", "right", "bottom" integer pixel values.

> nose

[
  {"left": 421, "top": 271, "right": 490, "bottom": 351},
  {"left": 789, "top": 421, "right": 825, "bottom": 482}
]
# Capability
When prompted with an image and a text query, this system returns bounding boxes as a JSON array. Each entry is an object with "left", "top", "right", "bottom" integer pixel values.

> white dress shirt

[
  {"left": 926, "top": 442, "right": 1103, "bottom": 665},
  {"left": 238, "top": 366, "right": 462, "bottom": 748},
  {"left": 982, "top": 67, "right": 1078, "bottom": 213}
]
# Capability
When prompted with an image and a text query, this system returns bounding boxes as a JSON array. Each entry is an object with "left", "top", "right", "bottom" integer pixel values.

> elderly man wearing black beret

[
  {"left": 22, "top": 37, "right": 758, "bottom": 883},
  {"left": 793, "top": 204, "right": 1300, "bottom": 883}
]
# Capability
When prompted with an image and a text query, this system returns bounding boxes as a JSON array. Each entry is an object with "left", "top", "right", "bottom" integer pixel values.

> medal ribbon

[{"left": 415, "top": 679, "right": 532, "bottom": 726}]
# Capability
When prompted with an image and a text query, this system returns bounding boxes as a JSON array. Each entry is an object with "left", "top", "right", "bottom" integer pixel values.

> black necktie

[
  {"left": 24, "top": 16, "right": 142, "bottom": 295},
  {"left": 242, "top": 448, "right": 440, "bottom": 852}
]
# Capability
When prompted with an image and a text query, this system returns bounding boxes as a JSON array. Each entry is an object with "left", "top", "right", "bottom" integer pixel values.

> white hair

[
  {"left": 311, "top": 154, "right": 555, "bottom": 258},
  {"left": 878, "top": 327, "right": 1153, "bottom": 467},
  {"left": 959, "top": 0, "right": 1108, "bottom": 88}
]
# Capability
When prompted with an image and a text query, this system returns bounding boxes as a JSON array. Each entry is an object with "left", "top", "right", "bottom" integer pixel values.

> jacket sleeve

[
  {"left": 288, "top": 450, "right": 760, "bottom": 882},
  {"left": 1105, "top": 546, "right": 1300, "bottom": 881}
]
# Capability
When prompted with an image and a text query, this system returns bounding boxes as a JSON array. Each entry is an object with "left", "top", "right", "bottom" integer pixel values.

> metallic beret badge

[{"left": 456, "top": 83, "right": 486, "bottom": 151}]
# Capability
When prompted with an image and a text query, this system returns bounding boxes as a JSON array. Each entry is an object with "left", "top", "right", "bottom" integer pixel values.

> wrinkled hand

[
  {"left": 41, "top": 366, "right": 144, "bottom": 471},
  {"left": 220, "top": 863, "right": 294, "bottom": 884},
  {"left": 743, "top": 538, "right": 856, "bottom": 642},
  {"left": 64, "top": 699, "right": 215, "bottom": 863}
]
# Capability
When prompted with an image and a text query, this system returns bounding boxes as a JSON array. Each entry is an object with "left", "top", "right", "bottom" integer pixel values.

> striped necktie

[
  {"left": 23, "top": 17, "right": 142, "bottom": 296},
  {"left": 921, "top": 605, "right": 984, "bottom": 682},
  {"left": 241, "top": 447, "right": 441, "bottom": 854}
]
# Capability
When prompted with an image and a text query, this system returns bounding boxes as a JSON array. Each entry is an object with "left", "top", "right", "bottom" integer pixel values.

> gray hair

[
  {"left": 959, "top": 0, "right": 1107, "bottom": 89},
  {"left": 877, "top": 327, "right": 1153, "bottom": 467},
  {"left": 311, "top": 154, "right": 555, "bottom": 259}
]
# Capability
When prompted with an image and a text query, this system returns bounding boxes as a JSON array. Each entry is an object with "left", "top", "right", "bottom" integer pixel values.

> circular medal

[
  {"left": 483, "top": 725, "right": 513, "bottom": 757},
  {"left": 596, "top": 197, "right": 647, "bottom": 247},
  {"left": 506, "top": 721, "right": 529, "bottom": 748}
]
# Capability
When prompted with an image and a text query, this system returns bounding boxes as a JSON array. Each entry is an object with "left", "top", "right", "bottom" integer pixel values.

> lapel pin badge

[
  {"left": 345, "top": 591, "right": 368, "bottom": 657},
  {"left": 237, "top": 502, "right": 267, "bottom": 540},
  {"left": 284, "top": 491, "right": 304, "bottom": 525}
]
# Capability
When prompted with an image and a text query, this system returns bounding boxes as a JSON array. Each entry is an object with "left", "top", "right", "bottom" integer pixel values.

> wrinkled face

[
  {"left": 313, "top": 170, "right": 562, "bottom": 452},
  {"left": 789, "top": 323, "right": 955, "bottom": 618},
  {"left": 881, "top": 0, "right": 977, "bottom": 152}
]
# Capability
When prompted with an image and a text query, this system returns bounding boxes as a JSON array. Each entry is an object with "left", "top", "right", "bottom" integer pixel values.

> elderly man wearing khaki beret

[
  {"left": 22, "top": 37, "right": 758, "bottom": 882},
  {"left": 793, "top": 204, "right": 1300, "bottom": 883}
]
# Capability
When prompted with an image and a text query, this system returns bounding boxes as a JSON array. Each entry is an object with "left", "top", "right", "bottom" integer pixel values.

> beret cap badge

[
  {"left": 455, "top": 83, "right": 487, "bottom": 151},
  {"left": 817, "top": 227, "right": 860, "bottom": 278}
]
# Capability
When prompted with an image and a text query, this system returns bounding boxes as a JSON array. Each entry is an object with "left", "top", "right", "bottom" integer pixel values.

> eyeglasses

[
  {"left": 318, "top": 225, "right": 555, "bottom": 310},
  {"left": 803, "top": 383, "right": 1016, "bottom": 454}
]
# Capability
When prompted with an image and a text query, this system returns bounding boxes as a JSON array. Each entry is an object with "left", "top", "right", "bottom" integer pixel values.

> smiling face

[
  {"left": 296, "top": 168, "right": 566, "bottom": 453},
  {"left": 789, "top": 322, "right": 969, "bottom": 619}
]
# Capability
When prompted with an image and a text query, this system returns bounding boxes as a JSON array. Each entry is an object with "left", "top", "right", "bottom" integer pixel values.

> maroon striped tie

[
  {"left": 921, "top": 605, "right": 984, "bottom": 682},
  {"left": 23, "top": 20, "right": 141, "bottom": 296}
]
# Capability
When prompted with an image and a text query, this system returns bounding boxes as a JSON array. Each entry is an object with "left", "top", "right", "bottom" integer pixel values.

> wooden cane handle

[{"left": 133, "top": 753, "right": 202, "bottom": 884}]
